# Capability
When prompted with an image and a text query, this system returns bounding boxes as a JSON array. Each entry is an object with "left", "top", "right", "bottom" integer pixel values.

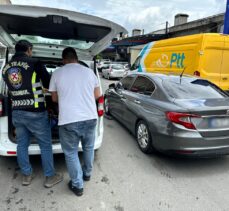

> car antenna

[{"left": 180, "top": 66, "right": 186, "bottom": 84}]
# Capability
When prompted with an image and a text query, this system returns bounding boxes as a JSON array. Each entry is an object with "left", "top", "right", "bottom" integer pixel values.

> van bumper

[{"left": 0, "top": 132, "right": 103, "bottom": 157}]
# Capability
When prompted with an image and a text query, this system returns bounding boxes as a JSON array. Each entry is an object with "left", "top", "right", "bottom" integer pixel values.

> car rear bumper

[
  {"left": 110, "top": 72, "right": 125, "bottom": 78},
  {"left": 154, "top": 133, "right": 229, "bottom": 157}
]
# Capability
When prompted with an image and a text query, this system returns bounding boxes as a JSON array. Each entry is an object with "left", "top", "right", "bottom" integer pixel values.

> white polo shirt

[{"left": 49, "top": 63, "right": 99, "bottom": 126}]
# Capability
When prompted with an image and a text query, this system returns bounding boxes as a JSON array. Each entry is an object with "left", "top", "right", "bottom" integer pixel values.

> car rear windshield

[
  {"left": 163, "top": 78, "right": 228, "bottom": 99},
  {"left": 112, "top": 64, "right": 123, "bottom": 69}
]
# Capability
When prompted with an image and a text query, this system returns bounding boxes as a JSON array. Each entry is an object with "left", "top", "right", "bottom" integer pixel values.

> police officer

[{"left": 2, "top": 40, "right": 63, "bottom": 187}]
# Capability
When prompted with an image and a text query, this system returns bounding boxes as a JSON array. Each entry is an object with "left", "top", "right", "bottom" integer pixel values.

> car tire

[
  {"left": 136, "top": 120, "right": 154, "bottom": 154},
  {"left": 104, "top": 97, "right": 111, "bottom": 115}
]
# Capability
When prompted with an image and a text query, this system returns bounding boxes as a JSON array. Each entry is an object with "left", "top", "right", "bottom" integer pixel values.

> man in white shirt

[{"left": 49, "top": 47, "right": 101, "bottom": 196}]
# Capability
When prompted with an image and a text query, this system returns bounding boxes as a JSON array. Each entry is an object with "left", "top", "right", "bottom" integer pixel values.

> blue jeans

[
  {"left": 12, "top": 110, "right": 55, "bottom": 177},
  {"left": 59, "top": 119, "right": 97, "bottom": 189}
]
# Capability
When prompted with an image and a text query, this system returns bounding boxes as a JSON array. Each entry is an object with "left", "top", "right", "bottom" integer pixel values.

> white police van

[{"left": 0, "top": 5, "right": 127, "bottom": 156}]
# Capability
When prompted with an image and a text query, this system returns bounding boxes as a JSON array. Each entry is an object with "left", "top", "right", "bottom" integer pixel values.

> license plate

[{"left": 209, "top": 118, "right": 229, "bottom": 128}]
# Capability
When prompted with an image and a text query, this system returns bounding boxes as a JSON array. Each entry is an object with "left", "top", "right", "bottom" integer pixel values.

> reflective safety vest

[
  {"left": 2, "top": 53, "right": 48, "bottom": 112},
  {"left": 32, "top": 72, "right": 45, "bottom": 108}
]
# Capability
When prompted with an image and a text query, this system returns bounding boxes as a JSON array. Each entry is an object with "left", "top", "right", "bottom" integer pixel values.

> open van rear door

[{"left": 0, "top": 5, "right": 127, "bottom": 59}]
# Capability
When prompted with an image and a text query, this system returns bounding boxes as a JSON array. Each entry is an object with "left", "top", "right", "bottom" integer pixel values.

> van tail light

[
  {"left": 166, "top": 112, "right": 200, "bottom": 130},
  {"left": 0, "top": 99, "right": 3, "bottom": 117},
  {"left": 194, "top": 71, "right": 200, "bottom": 77},
  {"left": 97, "top": 96, "right": 104, "bottom": 117}
]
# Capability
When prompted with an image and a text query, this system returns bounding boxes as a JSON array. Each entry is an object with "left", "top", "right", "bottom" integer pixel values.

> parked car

[
  {"left": 102, "top": 64, "right": 126, "bottom": 80},
  {"left": 104, "top": 73, "right": 229, "bottom": 157},
  {"left": 0, "top": 5, "right": 127, "bottom": 156},
  {"left": 97, "top": 61, "right": 111, "bottom": 72},
  {"left": 123, "top": 63, "right": 130, "bottom": 77},
  {"left": 124, "top": 63, "right": 130, "bottom": 71}
]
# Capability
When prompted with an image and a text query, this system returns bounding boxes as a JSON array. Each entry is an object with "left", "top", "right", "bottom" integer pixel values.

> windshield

[
  {"left": 11, "top": 34, "right": 94, "bottom": 50},
  {"left": 163, "top": 78, "right": 228, "bottom": 99}
]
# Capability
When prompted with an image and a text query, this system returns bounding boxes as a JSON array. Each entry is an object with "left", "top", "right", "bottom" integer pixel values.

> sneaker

[
  {"left": 44, "top": 172, "right": 63, "bottom": 188},
  {"left": 68, "top": 181, "right": 83, "bottom": 196},
  {"left": 83, "top": 174, "right": 91, "bottom": 182},
  {"left": 22, "top": 174, "right": 33, "bottom": 186}
]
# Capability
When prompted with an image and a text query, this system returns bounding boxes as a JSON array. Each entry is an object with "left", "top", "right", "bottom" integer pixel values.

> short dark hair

[
  {"left": 62, "top": 47, "right": 78, "bottom": 60},
  {"left": 15, "top": 40, "right": 33, "bottom": 53}
]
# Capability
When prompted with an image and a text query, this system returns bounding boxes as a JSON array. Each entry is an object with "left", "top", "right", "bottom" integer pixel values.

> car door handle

[{"left": 134, "top": 100, "right": 141, "bottom": 104}]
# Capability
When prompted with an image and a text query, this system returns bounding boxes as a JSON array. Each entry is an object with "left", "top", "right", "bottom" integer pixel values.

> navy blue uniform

[{"left": 2, "top": 52, "right": 50, "bottom": 112}]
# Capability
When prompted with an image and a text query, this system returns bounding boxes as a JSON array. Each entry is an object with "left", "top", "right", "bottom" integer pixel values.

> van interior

[{"left": 2, "top": 56, "right": 91, "bottom": 144}]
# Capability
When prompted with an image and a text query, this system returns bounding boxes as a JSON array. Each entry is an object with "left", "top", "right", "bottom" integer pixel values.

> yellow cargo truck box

[{"left": 132, "top": 33, "right": 229, "bottom": 91}]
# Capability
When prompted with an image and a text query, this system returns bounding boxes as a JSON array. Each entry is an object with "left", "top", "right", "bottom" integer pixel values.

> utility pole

[
  {"left": 165, "top": 21, "right": 169, "bottom": 36},
  {"left": 224, "top": 0, "right": 229, "bottom": 34}
]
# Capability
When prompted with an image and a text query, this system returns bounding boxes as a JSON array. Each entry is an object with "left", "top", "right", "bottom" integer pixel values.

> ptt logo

[
  {"left": 170, "top": 53, "right": 185, "bottom": 68},
  {"left": 155, "top": 54, "right": 170, "bottom": 68}
]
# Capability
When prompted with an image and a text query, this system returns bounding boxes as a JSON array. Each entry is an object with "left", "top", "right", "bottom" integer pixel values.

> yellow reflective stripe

[{"left": 32, "top": 72, "right": 39, "bottom": 108}]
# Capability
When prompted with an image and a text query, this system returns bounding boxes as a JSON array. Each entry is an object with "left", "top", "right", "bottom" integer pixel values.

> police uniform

[{"left": 2, "top": 52, "right": 50, "bottom": 112}]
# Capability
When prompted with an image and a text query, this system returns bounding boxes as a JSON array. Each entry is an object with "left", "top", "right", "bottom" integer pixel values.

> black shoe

[
  {"left": 68, "top": 181, "right": 83, "bottom": 196},
  {"left": 83, "top": 174, "right": 91, "bottom": 182}
]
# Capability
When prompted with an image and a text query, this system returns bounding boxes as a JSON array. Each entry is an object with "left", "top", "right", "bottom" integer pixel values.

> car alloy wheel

[{"left": 136, "top": 120, "right": 153, "bottom": 154}]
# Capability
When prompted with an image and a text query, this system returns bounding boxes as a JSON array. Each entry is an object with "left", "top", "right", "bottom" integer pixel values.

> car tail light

[
  {"left": 0, "top": 99, "right": 3, "bottom": 117},
  {"left": 166, "top": 112, "right": 200, "bottom": 130},
  {"left": 194, "top": 71, "right": 200, "bottom": 77},
  {"left": 7, "top": 151, "right": 17, "bottom": 155},
  {"left": 97, "top": 96, "right": 104, "bottom": 117}
]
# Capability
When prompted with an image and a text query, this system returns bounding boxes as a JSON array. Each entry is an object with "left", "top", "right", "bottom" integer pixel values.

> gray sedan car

[{"left": 104, "top": 73, "right": 229, "bottom": 157}]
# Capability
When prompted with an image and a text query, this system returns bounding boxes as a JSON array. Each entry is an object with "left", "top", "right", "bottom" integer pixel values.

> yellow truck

[{"left": 131, "top": 33, "right": 229, "bottom": 91}]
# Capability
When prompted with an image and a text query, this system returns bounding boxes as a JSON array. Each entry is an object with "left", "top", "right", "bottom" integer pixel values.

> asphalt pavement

[{"left": 0, "top": 75, "right": 229, "bottom": 211}]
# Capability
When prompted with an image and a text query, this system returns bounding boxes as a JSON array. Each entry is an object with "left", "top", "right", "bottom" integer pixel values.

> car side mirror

[
  {"left": 109, "top": 83, "right": 116, "bottom": 89},
  {"left": 116, "top": 82, "right": 123, "bottom": 90}
]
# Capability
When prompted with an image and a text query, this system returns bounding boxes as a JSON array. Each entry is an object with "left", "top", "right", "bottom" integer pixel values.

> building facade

[
  {"left": 166, "top": 13, "right": 224, "bottom": 38},
  {"left": 0, "top": 0, "right": 11, "bottom": 4}
]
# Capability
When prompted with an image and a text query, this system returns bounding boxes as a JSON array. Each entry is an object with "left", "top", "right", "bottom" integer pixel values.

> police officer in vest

[{"left": 2, "top": 40, "right": 63, "bottom": 187}]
